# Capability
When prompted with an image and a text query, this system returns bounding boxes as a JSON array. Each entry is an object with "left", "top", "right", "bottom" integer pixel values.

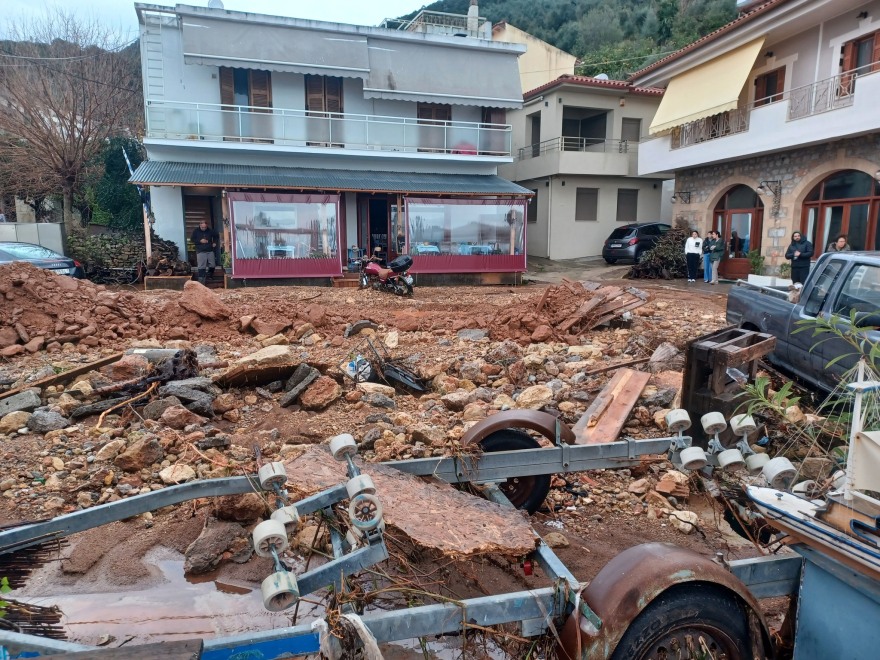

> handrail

[{"left": 517, "top": 136, "right": 635, "bottom": 160}]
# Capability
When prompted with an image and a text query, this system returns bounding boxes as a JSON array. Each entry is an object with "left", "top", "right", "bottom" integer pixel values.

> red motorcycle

[{"left": 357, "top": 252, "right": 414, "bottom": 296}]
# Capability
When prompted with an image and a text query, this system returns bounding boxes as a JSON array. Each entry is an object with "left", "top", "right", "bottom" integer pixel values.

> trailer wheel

[
  {"left": 611, "top": 583, "right": 752, "bottom": 660},
  {"left": 479, "top": 430, "right": 551, "bottom": 514}
]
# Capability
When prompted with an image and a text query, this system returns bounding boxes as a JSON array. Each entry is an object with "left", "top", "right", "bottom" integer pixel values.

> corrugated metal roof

[{"left": 129, "top": 161, "right": 532, "bottom": 195}]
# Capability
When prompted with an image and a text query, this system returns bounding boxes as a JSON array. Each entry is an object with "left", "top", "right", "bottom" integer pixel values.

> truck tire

[
  {"left": 611, "top": 583, "right": 752, "bottom": 660},
  {"left": 479, "top": 430, "right": 551, "bottom": 514}
]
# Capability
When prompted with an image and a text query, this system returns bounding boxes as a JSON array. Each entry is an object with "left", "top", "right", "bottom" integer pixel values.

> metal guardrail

[
  {"left": 517, "top": 136, "right": 634, "bottom": 160},
  {"left": 145, "top": 99, "right": 512, "bottom": 157},
  {"left": 671, "top": 107, "right": 750, "bottom": 149},
  {"left": 787, "top": 69, "right": 857, "bottom": 120}
]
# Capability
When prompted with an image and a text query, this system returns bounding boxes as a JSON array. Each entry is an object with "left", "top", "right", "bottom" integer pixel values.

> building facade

[
  {"left": 131, "top": 3, "right": 531, "bottom": 283},
  {"left": 632, "top": 0, "right": 880, "bottom": 278},
  {"left": 499, "top": 76, "right": 668, "bottom": 260},
  {"left": 491, "top": 22, "right": 578, "bottom": 92}
]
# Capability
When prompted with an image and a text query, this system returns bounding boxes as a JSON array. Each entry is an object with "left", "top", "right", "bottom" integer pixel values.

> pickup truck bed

[{"left": 726, "top": 252, "right": 880, "bottom": 393}]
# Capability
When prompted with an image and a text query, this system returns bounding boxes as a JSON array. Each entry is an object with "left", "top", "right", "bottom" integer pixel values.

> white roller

[
  {"left": 665, "top": 409, "right": 692, "bottom": 433},
  {"left": 270, "top": 505, "right": 301, "bottom": 529},
  {"left": 701, "top": 412, "right": 727, "bottom": 435},
  {"left": 258, "top": 462, "right": 288, "bottom": 490},
  {"left": 717, "top": 448, "right": 745, "bottom": 471},
  {"left": 763, "top": 457, "right": 797, "bottom": 490},
  {"left": 745, "top": 453, "right": 770, "bottom": 475},
  {"left": 261, "top": 570, "right": 299, "bottom": 611},
  {"left": 329, "top": 433, "right": 358, "bottom": 461},
  {"left": 252, "top": 519, "right": 289, "bottom": 558},
  {"left": 831, "top": 469, "right": 847, "bottom": 490},
  {"left": 346, "top": 474, "right": 376, "bottom": 498},
  {"left": 679, "top": 446, "right": 708, "bottom": 471},
  {"left": 792, "top": 480, "right": 820, "bottom": 499},
  {"left": 348, "top": 493, "right": 384, "bottom": 531},
  {"left": 730, "top": 414, "right": 757, "bottom": 436}
]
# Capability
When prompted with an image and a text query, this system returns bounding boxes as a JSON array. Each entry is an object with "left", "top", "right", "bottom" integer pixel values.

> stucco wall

[
  {"left": 150, "top": 186, "right": 186, "bottom": 260},
  {"left": 492, "top": 23, "right": 576, "bottom": 93}
]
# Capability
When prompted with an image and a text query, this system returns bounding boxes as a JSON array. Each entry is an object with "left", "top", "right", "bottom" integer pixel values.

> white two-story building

[
  {"left": 632, "top": 0, "right": 880, "bottom": 279},
  {"left": 130, "top": 3, "right": 531, "bottom": 284}
]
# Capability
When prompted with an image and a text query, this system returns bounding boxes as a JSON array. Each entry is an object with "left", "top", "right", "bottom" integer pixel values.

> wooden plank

[
  {"left": 557, "top": 296, "right": 606, "bottom": 333},
  {"left": 284, "top": 446, "right": 537, "bottom": 557},
  {"left": 42, "top": 639, "right": 203, "bottom": 659},
  {"left": 584, "top": 357, "right": 650, "bottom": 376},
  {"left": 0, "top": 353, "right": 125, "bottom": 402},
  {"left": 535, "top": 287, "right": 551, "bottom": 314},
  {"left": 571, "top": 368, "right": 651, "bottom": 445}
]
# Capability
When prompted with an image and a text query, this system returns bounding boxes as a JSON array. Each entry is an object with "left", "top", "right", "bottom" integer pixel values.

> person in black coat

[
  {"left": 785, "top": 231, "right": 813, "bottom": 285},
  {"left": 191, "top": 221, "right": 218, "bottom": 284}
]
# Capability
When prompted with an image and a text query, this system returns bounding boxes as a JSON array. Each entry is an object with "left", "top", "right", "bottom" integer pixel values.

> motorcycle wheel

[{"left": 359, "top": 274, "right": 368, "bottom": 289}]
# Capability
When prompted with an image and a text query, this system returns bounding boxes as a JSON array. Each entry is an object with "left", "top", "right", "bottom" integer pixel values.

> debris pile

[{"left": 490, "top": 280, "right": 649, "bottom": 343}]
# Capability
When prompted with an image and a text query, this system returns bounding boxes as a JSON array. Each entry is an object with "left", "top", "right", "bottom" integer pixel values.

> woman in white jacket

[{"left": 684, "top": 230, "right": 703, "bottom": 282}]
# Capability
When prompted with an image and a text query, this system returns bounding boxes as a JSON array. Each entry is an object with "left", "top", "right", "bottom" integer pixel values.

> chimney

[{"left": 467, "top": 0, "right": 479, "bottom": 35}]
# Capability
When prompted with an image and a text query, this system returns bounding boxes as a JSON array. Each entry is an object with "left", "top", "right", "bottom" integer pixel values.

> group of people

[
  {"left": 684, "top": 230, "right": 725, "bottom": 284},
  {"left": 683, "top": 228, "right": 851, "bottom": 285}
]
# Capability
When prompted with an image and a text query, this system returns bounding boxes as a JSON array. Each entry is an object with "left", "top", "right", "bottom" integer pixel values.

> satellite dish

[
  {"left": 595, "top": 73, "right": 609, "bottom": 80},
  {"left": 207, "top": 0, "right": 224, "bottom": 8}
]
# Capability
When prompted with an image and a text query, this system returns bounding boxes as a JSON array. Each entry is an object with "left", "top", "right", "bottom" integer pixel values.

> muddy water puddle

[{"left": 16, "top": 547, "right": 320, "bottom": 646}]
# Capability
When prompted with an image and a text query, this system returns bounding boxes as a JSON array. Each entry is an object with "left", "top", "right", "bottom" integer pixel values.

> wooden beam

[
  {"left": 0, "top": 353, "right": 124, "bottom": 402},
  {"left": 571, "top": 368, "right": 651, "bottom": 445}
]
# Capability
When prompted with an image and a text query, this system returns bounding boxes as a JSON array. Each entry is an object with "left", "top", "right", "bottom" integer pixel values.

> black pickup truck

[{"left": 726, "top": 252, "right": 880, "bottom": 393}]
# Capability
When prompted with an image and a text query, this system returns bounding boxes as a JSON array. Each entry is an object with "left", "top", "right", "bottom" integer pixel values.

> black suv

[{"left": 601, "top": 222, "right": 671, "bottom": 264}]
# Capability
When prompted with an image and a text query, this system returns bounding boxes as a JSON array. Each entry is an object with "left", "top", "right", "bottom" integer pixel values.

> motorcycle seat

[{"left": 376, "top": 267, "right": 394, "bottom": 279}]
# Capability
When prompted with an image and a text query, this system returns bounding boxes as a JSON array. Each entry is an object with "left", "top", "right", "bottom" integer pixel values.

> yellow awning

[{"left": 648, "top": 37, "right": 765, "bottom": 136}]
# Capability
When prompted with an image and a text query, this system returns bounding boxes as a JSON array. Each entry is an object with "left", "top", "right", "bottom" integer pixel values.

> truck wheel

[
  {"left": 611, "top": 583, "right": 752, "bottom": 660},
  {"left": 479, "top": 430, "right": 551, "bottom": 514}
]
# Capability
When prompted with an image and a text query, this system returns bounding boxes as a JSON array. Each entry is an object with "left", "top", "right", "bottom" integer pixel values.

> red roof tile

[{"left": 523, "top": 74, "right": 664, "bottom": 99}]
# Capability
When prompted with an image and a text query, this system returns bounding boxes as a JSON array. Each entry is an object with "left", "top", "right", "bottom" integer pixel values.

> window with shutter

[
  {"left": 754, "top": 66, "right": 784, "bottom": 106},
  {"left": 621, "top": 118, "right": 641, "bottom": 143},
  {"left": 304, "top": 75, "right": 344, "bottom": 147},
  {"left": 219, "top": 67, "right": 235, "bottom": 108},
  {"left": 218, "top": 67, "right": 272, "bottom": 142},
  {"left": 616, "top": 189, "right": 639, "bottom": 223},
  {"left": 575, "top": 188, "right": 598, "bottom": 222},
  {"left": 249, "top": 70, "right": 272, "bottom": 111},
  {"left": 417, "top": 103, "right": 451, "bottom": 153}
]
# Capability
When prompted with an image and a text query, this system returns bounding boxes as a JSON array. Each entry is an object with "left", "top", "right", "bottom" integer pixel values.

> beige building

[
  {"left": 492, "top": 22, "right": 577, "bottom": 92},
  {"left": 500, "top": 76, "right": 669, "bottom": 259},
  {"left": 632, "top": 0, "right": 880, "bottom": 279}
]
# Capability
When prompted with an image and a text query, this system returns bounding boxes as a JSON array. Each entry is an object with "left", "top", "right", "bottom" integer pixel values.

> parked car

[
  {"left": 0, "top": 241, "right": 84, "bottom": 278},
  {"left": 726, "top": 251, "right": 880, "bottom": 393},
  {"left": 601, "top": 222, "right": 671, "bottom": 264}
]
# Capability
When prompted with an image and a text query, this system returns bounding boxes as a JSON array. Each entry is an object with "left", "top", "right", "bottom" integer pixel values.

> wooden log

[
  {"left": 284, "top": 446, "right": 537, "bottom": 557},
  {"left": 572, "top": 368, "right": 651, "bottom": 445},
  {"left": 0, "top": 353, "right": 124, "bottom": 402}
]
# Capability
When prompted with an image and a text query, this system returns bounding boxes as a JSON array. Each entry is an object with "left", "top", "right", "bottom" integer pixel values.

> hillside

[{"left": 404, "top": 0, "right": 738, "bottom": 79}]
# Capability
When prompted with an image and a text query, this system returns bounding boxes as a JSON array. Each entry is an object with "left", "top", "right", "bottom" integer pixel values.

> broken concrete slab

[
  {"left": 214, "top": 345, "right": 299, "bottom": 388},
  {"left": 0, "top": 390, "right": 42, "bottom": 417},
  {"left": 280, "top": 365, "right": 319, "bottom": 408}
]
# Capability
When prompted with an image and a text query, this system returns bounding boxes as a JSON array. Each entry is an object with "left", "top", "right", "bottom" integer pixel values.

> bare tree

[{"left": 0, "top": 10, "right": 142, "bottom": 233}]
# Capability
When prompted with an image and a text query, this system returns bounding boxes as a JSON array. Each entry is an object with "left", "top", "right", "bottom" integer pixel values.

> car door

[
  {"left": 786, "top": 258, "right": 845, "bottom": 384},
  {"left": 817, "top": 262, "right": 880, "bottom": 387},
  {"left": 639, "top": 224, "right": 659, "bottom": 252}
]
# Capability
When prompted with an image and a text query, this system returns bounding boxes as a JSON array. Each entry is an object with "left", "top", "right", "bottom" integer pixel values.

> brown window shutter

[
  {"left": 482, "top": 108, "right": 505, "bottom": 124},
  {"left": 249, "top": 70, "right": 272, "bottom": 110},
  {"left": 305, "top": 75, "right": 326, "bottom": 113},
  {"left": 219, "top": 67, "right": 234, "bottom": 107},
  {"left": 325, "top": 77, "right": 344, "bottom": 114},
  {"left": 754, "top": 74, "right": 767, "bottom": 104},
  {"left": 842, "top": 40, "right": 857, "bottom": 72},
  {"left": 872, "top": 33, "right": 880, "bottom": 72},
  {"left": 772, "top": 66, "right": 785, "bottom": 99}
]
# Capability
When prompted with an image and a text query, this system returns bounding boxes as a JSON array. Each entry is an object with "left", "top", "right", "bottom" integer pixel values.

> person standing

[
  {"left": 684, "top": 230, "right": 702, "bottom": 282},
  {"left": 191, "top": 220, "right": 218, "bottom": 284},
  {"left": 702, "top": 231, "right": 714, "bottom": 283},
  {"left": 709, "top": 231, "right": 724, "bottom": 284},
  {"left": 826, "top": 234, "right": 851, "bottom": 253},
  {"left": 785, "top": 231, "right": 814, "bottom": 285}
]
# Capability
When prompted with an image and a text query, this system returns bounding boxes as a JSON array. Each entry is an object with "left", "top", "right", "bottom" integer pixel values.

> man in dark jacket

[
  {"left": 785, "top": 231, "right": 813, "bottom": 284},
  {"left": 191, "top": 221, "right": 218, "bottom": 284}
]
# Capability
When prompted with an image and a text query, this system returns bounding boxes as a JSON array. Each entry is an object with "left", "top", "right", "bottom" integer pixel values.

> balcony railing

[
  {"left": 787, "top": 69, "right": 858, "bottom": 120},
  {"left": 517, "top": 137, "right": 634, "bottom": 160},
  {"left": 145, "top": 100, "right": 512, "bottom": 157},
  {"left": 671, "top": 107, "right": 750, "bottom": 149}
]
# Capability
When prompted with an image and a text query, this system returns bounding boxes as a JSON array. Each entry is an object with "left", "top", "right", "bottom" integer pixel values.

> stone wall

[
  {"left": 67, "top": 230, "right": 181, "bottom": 270},
  {"left": 668, "top": 133, "right": 880, "bottom": 271}
]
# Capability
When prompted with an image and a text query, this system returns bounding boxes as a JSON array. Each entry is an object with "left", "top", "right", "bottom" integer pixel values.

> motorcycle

[{"left": 357, "top": 253, "right": 414, "bottom": 296}]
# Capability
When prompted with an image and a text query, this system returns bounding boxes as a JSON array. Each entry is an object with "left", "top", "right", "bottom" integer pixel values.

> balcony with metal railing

[
  {"left": 144, "top": 100, "right": 512, "bottom": 160},
  {"left": 638, "top": 64, "right": 880, "bottom": 175},
  {"left": 507, "top": 136, "right": 639, "bottom": 180}
]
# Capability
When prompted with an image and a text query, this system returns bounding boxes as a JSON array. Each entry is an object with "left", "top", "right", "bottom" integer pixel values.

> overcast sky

[{"left": 3, "top": 1, "right": 426, "bottom": 39}]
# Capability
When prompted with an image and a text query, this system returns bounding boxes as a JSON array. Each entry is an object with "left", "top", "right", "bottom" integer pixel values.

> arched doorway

[
  {"left": 713, "top": 185, "right": 763, "bottom": 279},
  {"left": 802, "top": 170, "right": 880, "bottom": 254}
]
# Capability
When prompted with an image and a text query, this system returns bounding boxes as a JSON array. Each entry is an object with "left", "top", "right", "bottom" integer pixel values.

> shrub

[{"left": 626, "top": 227, "right": 688, "bottom": 279}]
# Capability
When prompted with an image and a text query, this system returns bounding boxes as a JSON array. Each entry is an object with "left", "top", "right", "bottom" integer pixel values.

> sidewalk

[{"left": 524, "top": 255, "right": 733, "bottom": 294}]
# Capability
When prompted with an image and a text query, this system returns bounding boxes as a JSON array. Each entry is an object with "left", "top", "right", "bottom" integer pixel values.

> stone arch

[
  {"left": 790, "top": 157, "right": 879, "bottom": 209},
  {"left": 705, "top": 175, "right": 760, "bottom": 213}
]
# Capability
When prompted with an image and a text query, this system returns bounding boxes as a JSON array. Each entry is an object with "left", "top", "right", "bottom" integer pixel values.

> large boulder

[
  {"left": 0, "top": 411, "right": 31, "bottom": 435},
  {"left": 0, "top": 390, "right": 42, "bottom": 417},
  {"left": 160, "top": 405, "right": 207, "bottom": 430},
  {"left": 184, "top": 519, "right": 250, "bottom": 575},
  {"left": 159, "top": 464, "right": 196, "bottom": 484},
  {"left": 216, "top": 493, "right": 266, "bottom": 522},
  {"left": 115, "top": 436, "right": 164, "bottom": 472},
  {"left": 300, "top": 376, "right": 342, "bottom": 410},
  {"left": 179, "top": 281, "right": 231, "bottom": 320},
  {"left": 27, "top": 410, "right": 70, "bottom": 434}
]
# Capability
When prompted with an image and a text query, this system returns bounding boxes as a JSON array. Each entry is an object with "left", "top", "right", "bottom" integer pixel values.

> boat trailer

[{"left": 0, "top": 410, "right": 844, "bottom": 659}]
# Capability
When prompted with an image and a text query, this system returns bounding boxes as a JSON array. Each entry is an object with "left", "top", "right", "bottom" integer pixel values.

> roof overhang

[{"left": 129, "top": 161, "right": 533, "bottom": 196}]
